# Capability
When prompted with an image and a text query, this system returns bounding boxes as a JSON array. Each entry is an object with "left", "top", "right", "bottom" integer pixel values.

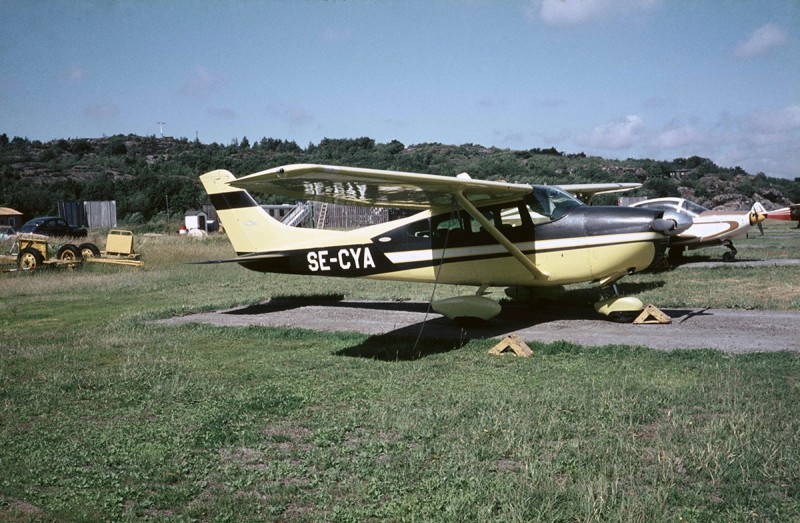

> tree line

[{"left": 1, "top": 133, "right": 798, "bottom": 223}]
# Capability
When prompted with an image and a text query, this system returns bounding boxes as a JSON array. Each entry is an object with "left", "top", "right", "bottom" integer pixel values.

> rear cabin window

[{"left": 405, "top": 201, "right": 533, "bottom": 246}]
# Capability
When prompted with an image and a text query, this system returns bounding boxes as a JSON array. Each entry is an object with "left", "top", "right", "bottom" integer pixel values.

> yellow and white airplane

[{"left": 199, "top": 164, "right": 691, "bottom": 322}]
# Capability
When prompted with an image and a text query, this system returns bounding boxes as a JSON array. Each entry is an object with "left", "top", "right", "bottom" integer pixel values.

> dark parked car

[{"left": 18, "top": 217, "right": 87, "bottom": 237}]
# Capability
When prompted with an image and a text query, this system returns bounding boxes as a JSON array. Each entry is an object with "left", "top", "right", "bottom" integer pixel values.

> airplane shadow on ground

[{"left": 220, "top": 286, "right": 699, "bottom": 362}]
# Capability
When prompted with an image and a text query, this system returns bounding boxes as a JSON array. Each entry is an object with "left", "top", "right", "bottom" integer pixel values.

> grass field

[{"left": 1, "top": 222, "right": 799, "bottom": 521}]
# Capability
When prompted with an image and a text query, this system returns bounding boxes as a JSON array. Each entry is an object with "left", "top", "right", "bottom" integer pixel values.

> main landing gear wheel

[
  {"left": 17, "top": 247, "right": 43, "bottom": 270},
  {"left": 432, "top": 295, "right": 502, "bottom": 324},
  {"left": 594, "top": 295, "right": 644, "bottom": 323},
  {"left": 722, "top": 240, "right": 737, "bottom": 262},
  {"left": 667, "top": 246, "right": 685, "bottom": 265}
]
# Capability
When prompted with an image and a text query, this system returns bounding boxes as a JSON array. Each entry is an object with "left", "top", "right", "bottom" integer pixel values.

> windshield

[{"left": 525, "top": 186, "right": 585, "bottom": 223}]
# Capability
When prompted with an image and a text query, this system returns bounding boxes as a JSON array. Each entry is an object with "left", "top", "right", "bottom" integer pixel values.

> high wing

[
  {"left": 228, "top": 163, "right": 533, "bottom": 210},
  {"left": 557, "top": 183, "right": 641, "bottom": 204},
  {"left": 229, "top": 163, "right": 547, "bottom": 279}
]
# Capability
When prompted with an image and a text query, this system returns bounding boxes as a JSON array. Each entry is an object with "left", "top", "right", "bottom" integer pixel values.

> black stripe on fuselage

[
  {"left": 210, "top": 191, "right": 260, "bottom": 211},
  {"left": 236, "top": 234, "right": 668, "bottom": 277}
]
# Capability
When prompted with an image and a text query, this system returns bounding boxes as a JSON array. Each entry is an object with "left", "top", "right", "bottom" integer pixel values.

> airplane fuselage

[{"left": 234, "top": 196, "right": 669, "bottom": 288}]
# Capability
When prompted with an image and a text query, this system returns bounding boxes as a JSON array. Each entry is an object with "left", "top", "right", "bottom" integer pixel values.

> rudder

[{"left": 200, "top": 169, "right": 297, "bottom": 255}]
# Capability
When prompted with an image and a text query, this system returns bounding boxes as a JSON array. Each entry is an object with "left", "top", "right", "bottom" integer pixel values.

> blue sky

[{"left": 1, "top": 0, "right": 798, "bottom": 179}]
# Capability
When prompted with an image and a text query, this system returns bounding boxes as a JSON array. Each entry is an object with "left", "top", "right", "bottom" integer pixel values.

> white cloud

[
  {"left": 748, "top": 104, "right": 800, "bottom": 134},
  {"left": 652, "top": 121, "right": 707, "bottom": 149},
  {"left": 59, "top": 64, "right": 86, "bottom": 83},
  {"left": 576, "top": 114, "right": 645, "bottom": 149},
  {"left": 320, "top": 28, "right": 351, "bottom": 44},
  {"left": 208, "top": 107, "right": 236, "bottom": 121},
  {"left": 734, "top": 23, "right": 789, "bottom": 59},
  {"left": 180, "top": 66, "right": 226, "bottom": 97},
  {"left": 266, "top": 104, "right": 313, "bottom": 127},
  {"left": 531, "top": 0, "right": 661, "bottom": 27},
  {"left": 537, "top": 0, "right": 607, "bottom": 26},
  {"left": 653, "top": 105, "right": 800, "bottom": 178},
  {"left": 537, "top": 98, "right": 568, "bottom": 108},
  {"left": 84, "top": 102, "right": 119, "bottom": 121},
  {"left": 553, "top": 103, "right": 799, "bottom": 177}
]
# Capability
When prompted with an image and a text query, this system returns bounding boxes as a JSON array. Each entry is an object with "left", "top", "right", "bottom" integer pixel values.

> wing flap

[{"left": 228, "top": 164, "right": 532, "bottom": 209}]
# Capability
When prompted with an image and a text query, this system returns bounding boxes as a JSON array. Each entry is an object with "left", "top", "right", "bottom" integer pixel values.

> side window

[
  {"left": 489, "top": 203, "right": 531, "bottom": 241},
  {"left": 407, "top": 218, "right": 433, "bottom": 239},
  {"left": 435, "top": 215, "right": 465, "bottom": 233},
  {"left": 432, "top": 213, "right": 468, "bottom": 243},
  {"left": 430, "top": 202, "right": 532, "bottom": 245}
]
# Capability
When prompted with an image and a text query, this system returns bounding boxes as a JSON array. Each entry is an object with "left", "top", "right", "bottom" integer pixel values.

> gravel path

[{"left": 158, "top": 299, "right": 800, "bottom": 353}]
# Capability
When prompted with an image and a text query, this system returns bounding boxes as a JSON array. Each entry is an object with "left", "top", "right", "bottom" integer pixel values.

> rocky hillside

[{"left": 1, "top": 133, "right": 798, "bottom": 221}]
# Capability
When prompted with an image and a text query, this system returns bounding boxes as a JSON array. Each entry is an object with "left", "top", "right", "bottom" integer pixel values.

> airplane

[
  {"left": 198, "top": 164, "right": 691, "bottom": 323},
  {"left": 766, "top": 204, "right": 800, "bottom": 225},
  {"left": 629, "top": 197, "right": 767, "bottom": 262}
]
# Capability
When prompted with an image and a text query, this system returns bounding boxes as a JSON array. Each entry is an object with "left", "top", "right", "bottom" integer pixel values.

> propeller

[{"left": 750, "top": 202, "right": 767, "bottom": 235}]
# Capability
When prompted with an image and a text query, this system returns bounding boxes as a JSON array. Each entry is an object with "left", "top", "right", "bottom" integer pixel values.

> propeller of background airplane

[{"left": 751, "top": 202, "right": 767, "bottom": 235}]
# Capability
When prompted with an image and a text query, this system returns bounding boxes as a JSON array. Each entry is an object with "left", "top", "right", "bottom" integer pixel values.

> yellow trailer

[
  {"left": 82, "top": 230, "right": 145, "bottom": 267},
  {"left": 0, "top": 233, "right": 84, "bottom": 270},
  {"left": 1, "top": 230, "right": 144, "bottom": 271}
]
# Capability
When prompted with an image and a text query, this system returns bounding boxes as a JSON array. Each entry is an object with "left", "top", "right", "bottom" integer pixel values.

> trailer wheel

[
  {"left": 78, "top": 243, "right": 101, "bottom": 258},
  {"left": 17, "top": 247, "right": 44, "bottom": 270},
  {"left": 57, "top": 244, "right": 82, "bottom": 262}
]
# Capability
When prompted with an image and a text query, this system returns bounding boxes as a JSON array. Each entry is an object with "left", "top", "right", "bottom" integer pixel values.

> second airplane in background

[{"left": 630, "top": 197, "right": 766, "bottom": 262}]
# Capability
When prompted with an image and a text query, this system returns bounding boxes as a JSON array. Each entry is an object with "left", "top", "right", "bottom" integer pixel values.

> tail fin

[{"left": 200, "top": 170, "right": 300, "bottom": 255}]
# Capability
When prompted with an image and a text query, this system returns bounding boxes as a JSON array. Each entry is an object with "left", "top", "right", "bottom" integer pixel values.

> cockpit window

[
  {"left": 681, "top": 200, "right": 708, "bottom": 216},
  {"left": 638, "top": 202, "right": 678, "bottom": 213},
  {"left": 525, "top": 186, "right": 584, "bottom": 224},
  {"left": 635, "top": 199, "right": 709, "bottom": 218}
]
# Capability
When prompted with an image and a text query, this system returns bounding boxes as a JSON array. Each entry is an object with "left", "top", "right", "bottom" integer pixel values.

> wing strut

[{"left": 453, "top": 191, "right": 549, "bottom": 281}]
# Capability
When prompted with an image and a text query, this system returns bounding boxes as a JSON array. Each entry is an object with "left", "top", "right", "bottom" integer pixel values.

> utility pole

[{"left": 157, "top": 121, "right": 166, "bottom": 138}]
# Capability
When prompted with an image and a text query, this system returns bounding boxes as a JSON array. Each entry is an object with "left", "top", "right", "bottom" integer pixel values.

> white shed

[{"left": 184, "top": 210, "right": 208, "bottom": 231}]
